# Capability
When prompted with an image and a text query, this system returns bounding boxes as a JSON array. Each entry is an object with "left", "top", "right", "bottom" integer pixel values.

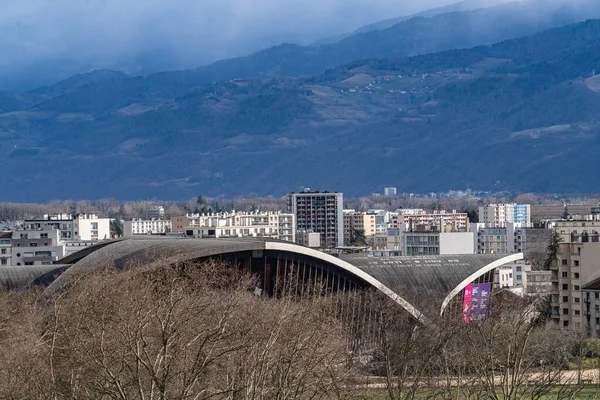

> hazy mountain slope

[
  {"left": 29, "top": 69, "right": 129, "bottom": 99},
  {"left": 314, "top": 0, "right": 509, "bottom": 46},
  {"left": 2, "top": 20, "right": 600, "bottom": 200}
]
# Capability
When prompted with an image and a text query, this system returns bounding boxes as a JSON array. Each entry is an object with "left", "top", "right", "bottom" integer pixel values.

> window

[
  {"left": 596, "top": 293, "right": 599, "bottom": 299},
  {"left": 563, "top": 284, "right": 569, "bottom": 290},
  {"left": 574, "top": 260, "right": 580, "bottom": 267},
  {"left": 0, "top": 249, "right": 5, "bottom": 255},
  {"left": 0, "top": 260, "right": 5, "bottom": 265},
  {"left": 16, "top": 253, "right": 20, "bottom": 258},
  {"left": 575, "top": 310, "right": 581, "bottom": 316},
  {"left": 563, "top": 308, "right": 569, "bottom": 315},
  {"left": 562, "top": 272, "right": 568, "bottom": 278},
  {"left": 516, "top": 275, "right": 522, "bottom": 281},
  {"left": 563, "top": 296, "right": 569, "bottom": 303},
  {"left": 40, "top": 233, "right": 48, "bottom": 239},
  {"left": 575, "top": 273, "right": 580, "bottom": 279},
  {"left": 574, "top": 285, "right": 580, "bottom": 291},
  {"left": 563, "top": 320, "right": 569, "bottom": 327},
  {"left": 574, "top": 297, "right": 580, "bottom": 303},
  {"left": 16, "top": 262, "right": 20, "bottom": 266},
  {"left": 30, "top": 243, "right": 37, "bottom": 247},
  {"left": 24, "top": 262, "right": 33, "bottom": 266},
  {"left": 596, "top": 317, "right": 599, "bottom": 324},
  {"left": 562, "top": 259, "right": 568, "bottom": 266},
  {"left": 516, "top": 266, "right": 522, "bottom": 272}
]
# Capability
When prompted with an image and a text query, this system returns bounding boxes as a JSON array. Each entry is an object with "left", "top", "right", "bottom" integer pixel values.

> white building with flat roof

[
  {"left": 124, "top": 219, "right": 172, "bottom": 237},
  {"left": 172, "top": 211, "right": 295, "bottom": 242}
]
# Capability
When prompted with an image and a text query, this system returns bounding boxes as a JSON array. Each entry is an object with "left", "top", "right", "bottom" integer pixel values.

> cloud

[{"left": 0, "top": 0, "right": 458, "bottom": 81}]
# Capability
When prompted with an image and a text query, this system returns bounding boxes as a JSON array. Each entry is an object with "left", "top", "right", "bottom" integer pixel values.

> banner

[{"left": 462, "top": 283, "right": 491, "bottom": 324}]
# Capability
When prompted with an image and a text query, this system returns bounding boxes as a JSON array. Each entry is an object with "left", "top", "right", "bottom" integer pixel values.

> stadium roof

[{"left": 2, "top": 237, "right": 523, "bottom": 321}]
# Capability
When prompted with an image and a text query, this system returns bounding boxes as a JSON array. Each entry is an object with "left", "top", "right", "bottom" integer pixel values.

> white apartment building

[
  {"left": 124, "top": 219, "right": 172, "bottom": 237},
  {"left": 172, "top": 211, "right": 295, "bottom": 242},
  {"left": 494, "top": 261, "right": 530, "bottom": 289},
  {"left": 390, "top": 210, "right": 469, "bottom": 231},
  {"left": 22, "top": 213, "right": 110, "bottom": 241},
  {"left": 384, "top": 187, "right": 397, "bottom": 196},
  {"left": 288, "top": 191, "right": 343, "bottom": 248},
  {"left": 11, "top": 228, "right": 66, "bottom": 266},
  {"left": 386, "top": 224, "right": 474, "bottom": 256},
  {"left": 479, "top": 203, "right": 531, "bottom": 228}
]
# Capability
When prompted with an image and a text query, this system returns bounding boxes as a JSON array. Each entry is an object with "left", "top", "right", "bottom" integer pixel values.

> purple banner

[{"left": 468, "top": 283, "right": 491, "bottom": 323}]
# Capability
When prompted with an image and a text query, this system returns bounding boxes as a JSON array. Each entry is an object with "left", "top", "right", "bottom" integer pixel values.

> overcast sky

[{"left": 0, "top": 0, "right": 463, "bottom": 79}]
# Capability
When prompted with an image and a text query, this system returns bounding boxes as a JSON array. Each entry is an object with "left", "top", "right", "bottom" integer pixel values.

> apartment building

[
  {"left": 0, "top": 232, "right": 11, "bottom": 266},
  {"left": 124, "top": 219, "right": 172, "bottom": 237},
  {"left": 172, "top": 211, "right": 295, "bottom": 242},
  {"left": 343, "top": 210, "right": 376, "bottom": 245},
  {"left": 550, "top": 238, "right": 600, "bottom": 331},
  {"left": 147, "top": 206, "right": 165, "bottom": 220},
  {"left": 494, "top": 261, "right": 530, "bottom": 289},
  {"left": 288, "top": 191, "right": 343, "bottom": 248},
  {"left": 479, "top": 203, "right": 531, "bottom": 227},
  {"left": 22, "top": 213, "right": 110, "bottom": 241},
  {"left": 390, "top": 210, "right": 469, "bottom": 231},
  {"left": 546, "top": 216, "right": 600, "bottom": 243},
  {"left": 386, "top": 224, "right": 474, "bottom": 256},
  {"left": 11, "top": 228, "right": 66, "bottom": 266},
  {"left": 384, "top": 187, "right": 397, "bottom": 196}
]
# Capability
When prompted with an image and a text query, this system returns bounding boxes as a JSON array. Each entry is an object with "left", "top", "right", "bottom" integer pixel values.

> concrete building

[
  {"left": 546, "top": 216, "right": 600, "bottom": 243},
  {"left": 494, "top": 261, "right": 530, "bottom": 289},
  {"left": 288, "top": 190, "right": 343, "bottom": 248},
  {"left": 343, "top": 211, "right": 377, "bottom": 245},
  {"left": 550, "top": 237, "right": 600, "bottom": 331},
  {"left": 384, "top": 187, "right": 397, "bottom": 196},
  {"left": 296, "top": 230, "right": 321, "bottom": 248},
  {"left": 386, "top": 224, "right": 474, "bottom": 256},
  {"left": 21, "top": 213, "right": 110, "bottom": 241},
  {"left": 391, "top": 210, "right": 469, "bottom": 232},
  {"left": 0, "top": 232, "right": 11, "bottom": 266},
  {"left": 479, "top": 203, "right": 531, "bottom": 228},
  {"left": 11, "top": 228, "right": 66, "bottom": 266},
  {"left": 173, "top": 211, "right": 295, "bottom": 242},
  {"left": 147, "top": 206, "right": 165, "bottom": 220},
  {"left": 124, "top": 219, "right": 172, "bottom": 237}
]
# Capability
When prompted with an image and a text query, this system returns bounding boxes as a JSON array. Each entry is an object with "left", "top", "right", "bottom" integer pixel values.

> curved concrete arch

[
  {"left": 439, "top": 253, "right": 524, "bottom": 316},
  {"left": 265, "top": 242, "right": 427, "bottom": 323}
]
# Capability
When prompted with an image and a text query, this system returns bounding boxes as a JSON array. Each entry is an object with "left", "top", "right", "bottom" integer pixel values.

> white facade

[
  {"left": 494, "top": 261, "right": 530, "bottom": 289},
  {"left": 172, "top": 211, "right": 295, "bottom": 242},
  {"left": 391, "top": 210, "right": 469, "bottom": 231},
  {"left": 479, "top": 203, "right": 531, "bottom": 228},
  {"left": 386, "top": 225, "right": 474, "bottom": 256},
  {"left": 23, "top": 213, "right": 110, "bottom": 241},
  {"left": 384, "top": 187, "right": 397, "bottom": 196},
  {"left": 124, "top": 219, "right": 172, "bottom": 237}
]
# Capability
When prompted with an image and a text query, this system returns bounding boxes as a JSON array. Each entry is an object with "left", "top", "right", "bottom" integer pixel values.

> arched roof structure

[{"left": 4, "top": 237, "right": 523, "bottom": 321}]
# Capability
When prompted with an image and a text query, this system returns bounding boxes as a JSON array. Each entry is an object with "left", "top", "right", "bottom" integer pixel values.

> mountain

[
  {"left": 3, "top": 20, "right": 600, "bottom": 200},
  {"left": 313, "top": 0, "right": 509, "bottom": 46},
  {"left": 29, "top": 69, "right": 129, "bottom": 99}
]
